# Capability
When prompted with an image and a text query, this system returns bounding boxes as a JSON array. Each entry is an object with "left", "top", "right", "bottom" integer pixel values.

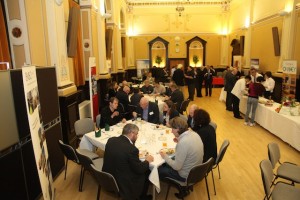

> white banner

[
  {"left": 89, "top": 57, "right": 99, "bottom": 121},
  {"left": 22, "top": 66, "right": 54, "bottom": 200},
  {"left": 282, "top": 60, "right": 297, "bottom": 99}
]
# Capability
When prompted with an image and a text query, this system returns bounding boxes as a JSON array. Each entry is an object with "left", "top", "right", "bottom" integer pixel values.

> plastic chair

[
  {"left": 58, "top": 140, "right": 99, "bottom": 180},
  {"left": 90, "top": 164, "right": 120, "bottom": 200},
  {"left": 268, "top": 143, "right": 300, "bottom": 186},
  {"left": 164, "top": 158, "right": 215, "bottom": 200},
  {"left": 76, "top": 149, "right": 103, "bottom": 192},
  {"left": 179, "top": 100, "right": 190, "bottom": 115},
  {"left": 210, "top": 140, "right": 230, "bottom": 195},
  {"left": 74, "top": 118, "right": 95, "bottom": 144},
  {"left": 260, "top": 159, "right": 300, "bottom": 200}
]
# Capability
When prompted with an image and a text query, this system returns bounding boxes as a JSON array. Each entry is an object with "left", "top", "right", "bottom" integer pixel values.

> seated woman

[
  {"left": 193, "top": 109, "right": 217, "bottom": 162},
  {"left": 162, "top": 100, "right": 179, "bottom": 126}
]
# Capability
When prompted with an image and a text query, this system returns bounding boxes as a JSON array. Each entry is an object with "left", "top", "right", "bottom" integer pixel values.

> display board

[
  {"left": 282, "top": 60, "right": 297, "bottom": 99},
  {"left": 22, "top": 66, "right": 54, "bottom": 200}
]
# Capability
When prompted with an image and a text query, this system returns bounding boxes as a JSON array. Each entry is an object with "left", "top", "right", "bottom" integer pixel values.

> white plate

[{"left": 161, "top": 148, "right": 175, "bottom": 157}]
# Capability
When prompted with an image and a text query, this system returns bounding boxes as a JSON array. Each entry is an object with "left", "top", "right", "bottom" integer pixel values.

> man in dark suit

[
  {"left": 167, "top": 83, "right": 184, "bottom": 113},
  {"left": 224, "top": 67, "right": 238, "bottom": 111},
  {"left": 103, "top": 124, "right": 154, "bottom": 200},
  {"left": 141, "top": 80, "right": 154, "bottom": 94},
  {"left": 133, "top": 97, "right": 159, "bottom": 124},
  {"left": 172, "top": 64, "right": 185, "bottom": 91},
  {"left": 116, "top": 85, "right": 130, "bottom": 111},
  {"left": 187, "top": 104, "right": 199, "bottom": 129},
  {"left": 203, "top": 65, "right": 215, "bottom": 97}
]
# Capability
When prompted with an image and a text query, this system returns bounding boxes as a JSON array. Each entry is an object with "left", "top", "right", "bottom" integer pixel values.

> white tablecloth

[
  {"left": 240, "top": 96, "right": 300, "bottom": 151},
  {"left": 80, "top": 120, "right": 176, "bottom": 193},
  {"left": 219, "top": 87, "right": 227, "bottom": 102}
]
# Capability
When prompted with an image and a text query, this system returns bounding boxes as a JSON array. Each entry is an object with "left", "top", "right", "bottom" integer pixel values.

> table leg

[{"left": 152, "top": 184, "right": 156, "bottom": 200}]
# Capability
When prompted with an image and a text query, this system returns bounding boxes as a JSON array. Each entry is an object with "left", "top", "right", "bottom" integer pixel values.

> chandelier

[{"left": 176, "top": 5, "right": 185, "bottom": 17}]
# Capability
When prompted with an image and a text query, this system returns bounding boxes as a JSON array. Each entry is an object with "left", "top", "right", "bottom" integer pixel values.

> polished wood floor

[{"left": 53, "top": 87, "right": 300, "bottom": 200}]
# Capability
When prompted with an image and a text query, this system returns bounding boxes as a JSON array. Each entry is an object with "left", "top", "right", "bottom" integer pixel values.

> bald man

[
  {"left": 187, "top": 104, "right": 199, "bottom": 128},
  {"left": 116, "top": 85, "right": 131, "bottom": 112},
  {"left": 133, "top": 97, "right": 159, "bottom": 124}
]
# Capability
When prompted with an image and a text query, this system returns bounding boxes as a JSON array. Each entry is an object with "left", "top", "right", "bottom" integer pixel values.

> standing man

[
  {"left": 195, "top": 67, "right": 204, "bottom": 97},
  {"left": 184, "top": 66, "right": 195, "bottom": 101},
  {"left": 103, "top": 124, "right": 154, "bottom": 200},
  {"left": 166, "top": 84, "right": 184, "bottom": 113},
  {"left": 172, "top": 64, "right": 185, "bottom": 92},
  {"left": 133, "top": 97, "right": 160, "bottom": 124},
  {"left": 263, "top": 71, "right": 275, "bottom": 99},
  {"left": 231, "top": 75, "right": 251, "bottom": 119},
  {"left": 203, "top": 65, "right": 215, "bottom": 96},
  {"left": 225, "top": 67, "right": 238, "bottom": 111},
  {"left": 250, "top": 66, "right": 262, "bottom": 83}
]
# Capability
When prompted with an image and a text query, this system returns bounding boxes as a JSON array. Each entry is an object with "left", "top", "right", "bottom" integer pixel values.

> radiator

[{"left": 78, "top": 100, "right": 91, "bottom": 119}]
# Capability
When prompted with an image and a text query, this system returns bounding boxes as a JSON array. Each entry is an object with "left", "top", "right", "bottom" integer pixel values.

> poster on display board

[
  {"left": 22, "top": 66, "right": 54, "bottom": 200},
  {"left": 89, "top": 57, "right": 99, "bottom": 121},
  {"left": 233, "top": 56, "right": 242, "bottom": 71},
  {"left": 136, "top": 59, "right": 150, "bottom": 78},
  {"left": 282, "top": 60, "right": 297, "bottom": 99}
]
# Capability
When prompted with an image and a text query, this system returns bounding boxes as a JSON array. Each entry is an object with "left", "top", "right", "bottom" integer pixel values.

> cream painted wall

[
  {"left": 133, "top": 34, "right": 221, "bottom": 67},
  {"left": 250, "top": 17, "right": 283, "bottom": 73},
  {"left": 293, "top": 10, "right": 300, "bottom": 74},
  {"left": 25, "top": 0, "right": 48, "bottom": 66},
  {"left": 228, "top": 0, "right": 251, "bottom": 32},
  {"left": 252, "top": 0, "right": 285, "bottom": 22}
]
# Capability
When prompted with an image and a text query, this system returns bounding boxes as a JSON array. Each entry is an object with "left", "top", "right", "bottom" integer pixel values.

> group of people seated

[{"left": 101, "top": 101, "right": 217, "bottom": 199}]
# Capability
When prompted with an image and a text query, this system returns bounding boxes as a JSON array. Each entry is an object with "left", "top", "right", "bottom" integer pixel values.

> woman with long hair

[{"left": 162, "top": 100, "right": 179, "bottom": 126}]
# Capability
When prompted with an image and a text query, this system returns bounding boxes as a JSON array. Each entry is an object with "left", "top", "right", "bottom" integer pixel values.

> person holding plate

[{"left": 158, "top": 117, "right": 203, "bottom": 198}]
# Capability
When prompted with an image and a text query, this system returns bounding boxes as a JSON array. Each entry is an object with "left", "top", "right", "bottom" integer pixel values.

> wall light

[
  {"left": 102, "top": 13, "right": 112, "bottom": 19},
  {"left": 278, "top": 10, "right": 290, "bottom": 16}
]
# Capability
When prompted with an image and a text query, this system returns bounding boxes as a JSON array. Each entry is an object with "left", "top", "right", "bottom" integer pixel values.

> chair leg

[
  {"left": 205, "top": 176, "right": 211, "bottom": 200},
  {"left": 64, "top": 159, "right": 68, "bottom": 180},
  {"left": 80, "top": 169, "right": 86, "bottom": 191},
  {"left": 165, "top": 184, "right": 171, "bottom": 200},
  {"left": 97, "top": 184, "right": 101, "bottom": 200},
  {"left": 79, "top": 166, "right": 84, "bottom": 192},
  {"left": 217, "top": 165, "right": 221, "bottom": 179},
  {"left": 211, "top": 170, "right": 216, "bottom": 195}
]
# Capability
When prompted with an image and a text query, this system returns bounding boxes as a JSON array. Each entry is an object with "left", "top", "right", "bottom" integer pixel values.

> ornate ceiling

[{"left": 126, "top": 0, "right": 232, "bottom": 6}]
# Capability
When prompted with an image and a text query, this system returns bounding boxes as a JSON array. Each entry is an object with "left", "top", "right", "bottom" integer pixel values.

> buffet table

[
  {"left": 240, "top": 96, "right": 300, "bottom": 151},
  {"left": 79, "top": 120, "right": 176, "bottom": 196}
]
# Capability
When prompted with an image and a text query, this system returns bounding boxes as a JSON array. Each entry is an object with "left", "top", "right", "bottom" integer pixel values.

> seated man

[
  {"left": 141, "top": 80, "right": 154, "bottom": 94},
  {"left": 166, "top": 83, "right": 184, "bottom": 112},
  {"left": 116, "top": 85, "right": 130, "bottom": 112},
  {"left": 133, "top": 97, "right": 159, "bottom": 124},
  {"left": 100, "top": 97, "right": 126, "bottom": 128},
  {"left": 153, "top": 80, "right": 166, "bottom": 96},
  {"left": 187, "top": 104, "right": 199, "bottom": 129},
  {"left": 158, "top": 117, "right": 204, "bottom": 198},
  {"left": 130, "top": 87, "right": 144, "bottom": 107},
  {"left": 102, "top": 123, "right": 154, "bottom": 200}
]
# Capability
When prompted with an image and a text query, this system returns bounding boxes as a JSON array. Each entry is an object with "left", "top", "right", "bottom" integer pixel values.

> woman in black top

[
  {"left": 193, "top": 109, "right": 217, "bottom": 162},
  {"left": 162, "top": 100, "right": 179, "bottom": 126}
]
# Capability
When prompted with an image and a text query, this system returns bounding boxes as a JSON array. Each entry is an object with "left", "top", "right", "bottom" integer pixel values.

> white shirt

[
  {"left": 231, "top": 78, "right": 246, "bottom": 99},
  {"left": 251, "top": 72, "right": 263, "bottom": 82},
  {"left": 263, "top": 77, "right": 275, "bottom": 92}
]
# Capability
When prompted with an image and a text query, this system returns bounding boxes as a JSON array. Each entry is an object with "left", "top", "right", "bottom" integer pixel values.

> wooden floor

[{"left": 53, "top": 87, "right": 300, "bottom": 200}]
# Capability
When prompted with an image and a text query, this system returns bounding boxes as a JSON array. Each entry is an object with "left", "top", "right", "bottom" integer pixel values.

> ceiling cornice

[{"left": 126, "top": 0, "right": 232, "bottom": 7}]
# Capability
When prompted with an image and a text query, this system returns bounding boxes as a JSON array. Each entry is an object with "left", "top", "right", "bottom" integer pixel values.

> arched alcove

[
  {"left": 186, "top": 36, "right": 207, "bottom": 67},
  {"left": 148, "top": 37, "right": 169, "bottom": 68}
]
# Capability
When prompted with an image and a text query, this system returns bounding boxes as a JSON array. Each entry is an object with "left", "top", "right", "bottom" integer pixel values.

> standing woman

[
  {"left": 244, "top": 76, "right": 265, "bottom": 126},
  {"left": 162, "top": 100, "right": 179, "bottom": 126},
  {"left": 193, "top": 109, "right": 217, "bottom": 162}
]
